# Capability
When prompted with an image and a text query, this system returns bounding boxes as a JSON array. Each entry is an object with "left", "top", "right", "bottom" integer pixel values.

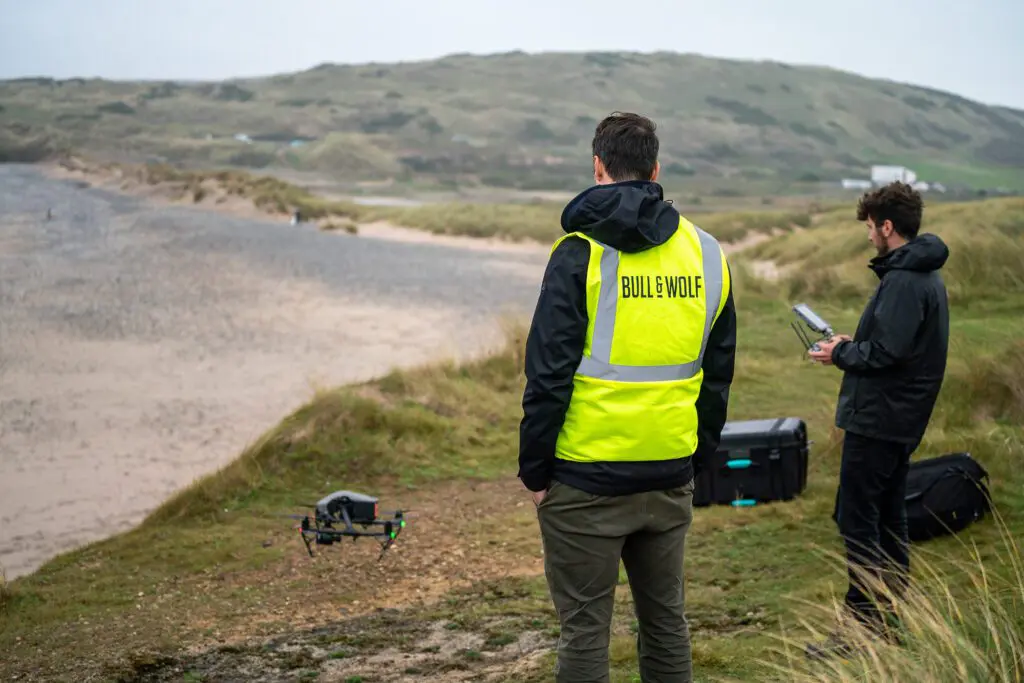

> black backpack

[{"left": 905, "top": 452, "right": 992, "bottom": 542}]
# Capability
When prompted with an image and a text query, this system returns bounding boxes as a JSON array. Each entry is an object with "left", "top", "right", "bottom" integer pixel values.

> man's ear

[{"left": 650, "top": 161, "right": 660, "bottom": 182}]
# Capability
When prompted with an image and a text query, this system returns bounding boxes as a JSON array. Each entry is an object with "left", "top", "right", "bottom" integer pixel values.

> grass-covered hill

[
  {"left": 3, "top": 50, "right": 1024, "bottom": 192},
  {"left": 1, "top": 194, "right": 1021, "bottom": 682}
]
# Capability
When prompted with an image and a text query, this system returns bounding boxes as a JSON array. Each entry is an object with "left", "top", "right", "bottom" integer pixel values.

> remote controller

[{"left": 790, "top": 303, "right": 834, "bottom": 354}]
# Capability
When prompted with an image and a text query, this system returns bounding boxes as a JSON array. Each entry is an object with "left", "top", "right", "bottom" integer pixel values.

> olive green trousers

[{"left": 537, "top": 477, "right": 696, "bottom": 683}]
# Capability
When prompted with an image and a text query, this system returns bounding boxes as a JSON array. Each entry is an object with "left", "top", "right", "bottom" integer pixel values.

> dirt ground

[{"left": 0, "top": 164, "right": 549, "bottom": 581}]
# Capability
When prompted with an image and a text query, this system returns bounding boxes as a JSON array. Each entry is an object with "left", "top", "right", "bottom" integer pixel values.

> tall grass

[
  {"left": 758, "top": 315, "right": 1024, "bottom": 683},
  {"left": 694, "top": 207, "right": 816, "bottom": 243},
  {"left": 943, "top": 229, "right": 1024, "bottom": 305},
  {"left": 771, "top": 511, "right": 1023, "bottom": 683},
  {"left": 739, "top": 196, "right": 1024, "bottom": 304},
  {"left": 0, "top": 565, "right": 11, "bottom": 614},
  {"left": 938, "top": 341, "right": 1024, "bottom": 428}
]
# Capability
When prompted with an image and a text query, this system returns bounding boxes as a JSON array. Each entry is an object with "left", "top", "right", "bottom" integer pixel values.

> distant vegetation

[
  {"left": 65, "top": 159, "right": 843, "bottom": 244},
  {"left": 3, "top": 50, "right": 1024, "bottom": 193},
  {"left": 0, "top": 122, "right": 67, "bottom": 162}
]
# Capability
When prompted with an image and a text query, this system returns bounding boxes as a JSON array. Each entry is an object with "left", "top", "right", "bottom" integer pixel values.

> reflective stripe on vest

[{"left": 575, "top": 226, "right": 724, "bottom": 382}]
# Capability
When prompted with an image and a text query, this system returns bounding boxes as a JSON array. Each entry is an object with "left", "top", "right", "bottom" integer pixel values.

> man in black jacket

[
  {"left": 808, "top": 181, "right": 950, "bottom": 652},
  {"left": 518, "top": 112, "right": 737, "bottom": 682}
]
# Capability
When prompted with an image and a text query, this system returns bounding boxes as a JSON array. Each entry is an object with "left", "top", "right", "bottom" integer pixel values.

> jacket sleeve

[
  {"left": 832, "top": 273, "right": 924, "bottom": 372},
  {"left": 693, "top": 263, "right": 737, "bottom": 476},
  {"left": 518, "top": 236, "right": 590, "bottom": 492}
]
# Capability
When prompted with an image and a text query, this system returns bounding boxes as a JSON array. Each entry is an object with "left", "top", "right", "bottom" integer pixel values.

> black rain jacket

[
  {"left": 517, "top": 180, "right": 738, "bottom": 496},
  {"left": 831, "top": 233, "right": 950, "bottom": 445}
]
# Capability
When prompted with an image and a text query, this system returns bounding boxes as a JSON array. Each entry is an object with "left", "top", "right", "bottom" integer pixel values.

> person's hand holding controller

[{"left": 808, "top": 334, "right": 851, "bottom": 365}]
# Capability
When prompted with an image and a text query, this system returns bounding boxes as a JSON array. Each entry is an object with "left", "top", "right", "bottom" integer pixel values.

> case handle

[{"left": 724, "top": 459, "right": 755, "bottom": 469}]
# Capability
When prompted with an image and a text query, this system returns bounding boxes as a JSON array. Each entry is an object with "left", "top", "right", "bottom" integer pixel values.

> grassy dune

[
  {"left": 1, "top": 197, "right": 1022, "bottom": 682},
  {"left": 742, "top": 196, "right": 1024, "bottom": 305},
  {"left": 65, "top": 159, "right": 839, "bottom": 245}
]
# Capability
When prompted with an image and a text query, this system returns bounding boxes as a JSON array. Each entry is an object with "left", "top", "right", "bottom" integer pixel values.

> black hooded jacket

[
  {"left": 517, "top": 180, "right": 738, "bottom": 496},
  {"left": 831, "top": 233, "right": 950, "bottom": 445}
]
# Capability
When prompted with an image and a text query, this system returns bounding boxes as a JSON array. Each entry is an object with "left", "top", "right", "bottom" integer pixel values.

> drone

[
  {"left": 790, "top": 302, "right": 835, "bottom": 354},
  {"left": 284, "top": 490, "right": 408, "bottom": 561}
]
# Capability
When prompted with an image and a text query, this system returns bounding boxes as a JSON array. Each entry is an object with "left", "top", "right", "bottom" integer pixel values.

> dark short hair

[
  {"left": 856, "top": 181, "right": 924, "bottom": 239},
  {"left": 592, "top": 112, "right": 659, "bottom": 181}
]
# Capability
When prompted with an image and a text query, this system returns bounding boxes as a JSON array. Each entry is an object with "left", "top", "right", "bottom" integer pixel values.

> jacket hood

[
  {"left": 560, "top": 180, "right": 679, "bottom": 253},
  {"left": 870, "top": 232, "right": 950, "bottom": 277}
]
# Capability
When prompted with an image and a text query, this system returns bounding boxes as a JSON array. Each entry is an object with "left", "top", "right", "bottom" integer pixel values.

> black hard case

[{"left": 693, "top": 417, "right": 809, "bottom": 507}]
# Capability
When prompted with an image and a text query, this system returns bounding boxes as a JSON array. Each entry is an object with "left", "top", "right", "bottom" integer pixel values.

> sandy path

[{"left": 0, "top": 165, "right": 548, "bottom": 580}]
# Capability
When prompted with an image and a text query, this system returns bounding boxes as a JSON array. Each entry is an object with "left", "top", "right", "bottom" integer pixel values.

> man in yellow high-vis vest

[{"left": 519, "top": 112, "right": 737, "bottom": 683}]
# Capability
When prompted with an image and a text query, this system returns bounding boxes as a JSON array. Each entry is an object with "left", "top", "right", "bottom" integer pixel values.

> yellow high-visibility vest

[{"left": 552, "top": 216, "right": 730, "bottom": 463}]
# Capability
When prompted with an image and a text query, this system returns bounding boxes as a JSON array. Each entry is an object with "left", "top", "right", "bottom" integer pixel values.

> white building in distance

[{"left": 871, "top": 165, "right": 917, "bottom": 185}]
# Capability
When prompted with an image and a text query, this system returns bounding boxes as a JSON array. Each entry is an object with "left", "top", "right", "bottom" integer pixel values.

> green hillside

[{"left": 3, "top": 50, "right": 1024, "bottom": 192}]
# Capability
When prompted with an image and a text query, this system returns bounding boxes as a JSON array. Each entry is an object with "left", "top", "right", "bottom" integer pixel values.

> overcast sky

[{"left": 2, "top": 0, "right": 1022, "bottom": 109}]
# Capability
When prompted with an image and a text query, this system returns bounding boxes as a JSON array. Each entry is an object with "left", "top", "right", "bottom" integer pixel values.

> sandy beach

[{"left": 0, "top": 164, "right": 549, "bottom": 580}]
